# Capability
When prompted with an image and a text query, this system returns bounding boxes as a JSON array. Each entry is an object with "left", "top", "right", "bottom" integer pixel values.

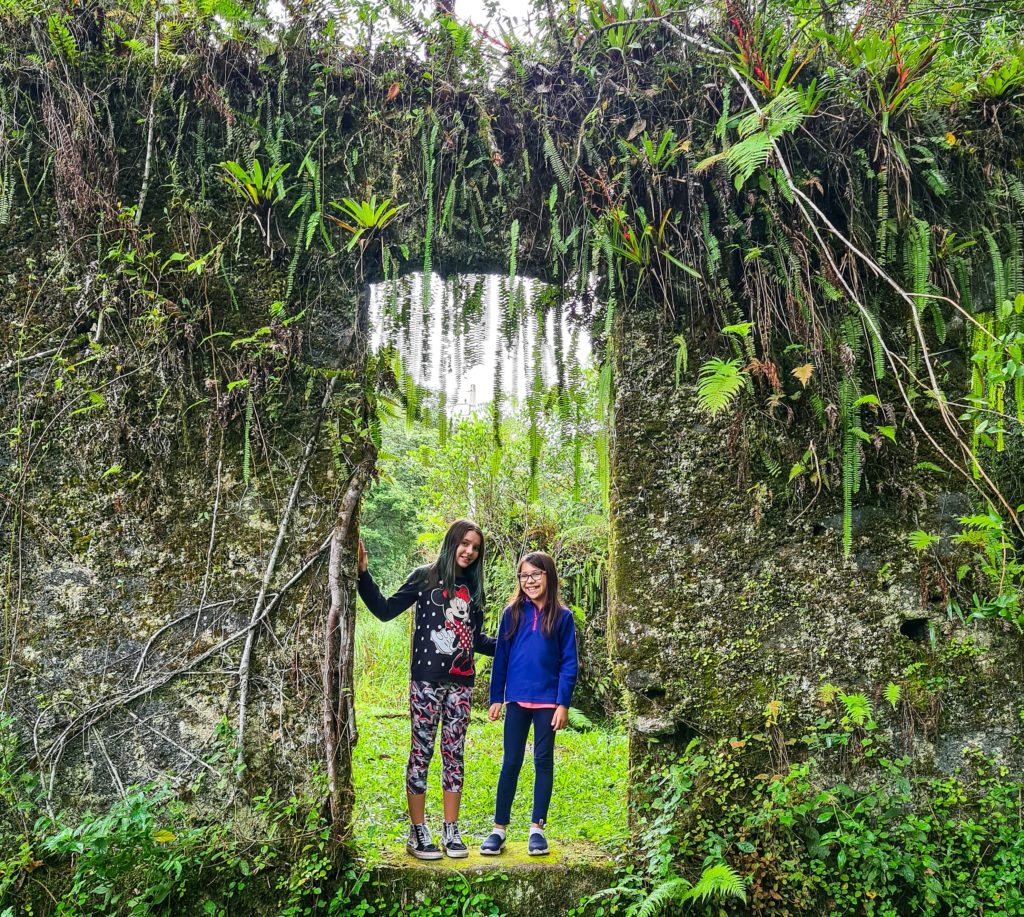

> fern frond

[
  {"left": 700, "top": 204, "right": 721, "bottom": 277},
  {"left": 242, "top": 391, "right": 253, "bottom": 483},
  {"left": 636, "top": 877, "right": 693, "bottom": 917},
  {"left": 876, "top": 169, "right": 890, "bottom": 263},
  {"left": 736, "top": 88, "right": 803, "bottom": 138},
  {"left": 985, "top": 229, "right": 1006, "bottom": 309},
  {"left": 684, "top": 863, "right": 747, "bottom": 904},
  {"left": 697, "top": 358, "right": 747, "bottom": 417},
  {"left": 544, "top": 126, "right": 572, "bottom": 191},
  {"left": 673, "top": 334, "right": 689, "bottom": 386}
]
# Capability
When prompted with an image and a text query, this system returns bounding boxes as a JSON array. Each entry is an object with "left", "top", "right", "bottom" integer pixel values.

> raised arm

[{"left": 356, "top": 542, "right": 419, "bottom": 622}]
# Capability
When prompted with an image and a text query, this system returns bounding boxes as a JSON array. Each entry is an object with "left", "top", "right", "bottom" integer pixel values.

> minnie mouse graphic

[{"left": 429, "top": 585, "right": 475, "bottom": 677}]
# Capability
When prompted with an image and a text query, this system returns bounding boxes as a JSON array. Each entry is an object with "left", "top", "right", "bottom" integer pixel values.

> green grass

[
  {"left": 352, "top": 604, "right": 628, "bottom": 855},
  {"left": 354, "top": 606, "right": 413, "bottom": 710},
  {"left": 351, "top": 711, "right": 628, "bottom": 854}
]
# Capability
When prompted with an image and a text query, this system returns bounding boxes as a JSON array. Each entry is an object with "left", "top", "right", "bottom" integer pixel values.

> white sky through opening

[{"left": 369, "top": 275, "right": 592, "bottom": 415}]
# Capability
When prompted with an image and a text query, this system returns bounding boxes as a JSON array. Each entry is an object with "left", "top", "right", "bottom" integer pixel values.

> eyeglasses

[{"left": 517, "top": 571, "right": 546, "bottom": 583}]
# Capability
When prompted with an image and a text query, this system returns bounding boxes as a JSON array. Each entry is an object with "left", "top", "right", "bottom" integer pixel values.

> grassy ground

[{"left": 352, "top": 608, "right": 628, "bottom": 855}]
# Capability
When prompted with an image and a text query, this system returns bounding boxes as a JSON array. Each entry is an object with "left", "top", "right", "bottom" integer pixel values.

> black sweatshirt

[{"left": 357, "top": 568, "right": 496, "bottom": 686}]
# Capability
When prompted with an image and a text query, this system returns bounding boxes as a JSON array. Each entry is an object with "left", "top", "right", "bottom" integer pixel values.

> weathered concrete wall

[
  {"left": 608, "top": 305, "right": 1024, "bottom": 777},
  {"left": 0, "top": 194, "right": 366, "bottom": 810}
]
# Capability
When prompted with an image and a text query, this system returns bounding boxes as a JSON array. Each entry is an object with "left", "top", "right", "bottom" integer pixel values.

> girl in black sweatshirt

[{"left": 357, "top": 519, "right": 495, "bottom": 859}]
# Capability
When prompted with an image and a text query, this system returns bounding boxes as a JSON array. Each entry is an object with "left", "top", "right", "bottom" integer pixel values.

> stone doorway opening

[{"left": 348, "top": 270, "right": 627, "bottom": 869}]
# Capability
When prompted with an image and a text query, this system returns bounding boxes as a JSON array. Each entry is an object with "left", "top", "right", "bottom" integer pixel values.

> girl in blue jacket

[{"left": 481, "top": 551, "right": 578, "bottom": 856}]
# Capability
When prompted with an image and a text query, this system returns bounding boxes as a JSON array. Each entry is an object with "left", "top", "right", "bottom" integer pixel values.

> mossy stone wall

[{"left": 607, "top": 304, "right": 1024, "bottom": 778}]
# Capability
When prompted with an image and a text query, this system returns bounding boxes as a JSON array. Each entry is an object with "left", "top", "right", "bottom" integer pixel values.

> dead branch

[
  {"left": 39, "top": 543, "right": 330, "bottom": 778},
  {"left": 132, "top": 598, "right": 241, "bottom": 683},
  {"left": 235, "top": 377, "right": 337, "bottom": 769},
  {"left": 195, "top": 453, "right": 223, "bottom": 637},
  {"left": 134, "top": 8, "right": 159, "bottom": 227}
]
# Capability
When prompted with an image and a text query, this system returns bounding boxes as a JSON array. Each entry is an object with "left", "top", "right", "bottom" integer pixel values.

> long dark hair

[
  {"left": 418, "top": 519, "right": 485, "bottom": 607},
  {"left": 506, "top": 551, "right": 562, "bottom": 639}
]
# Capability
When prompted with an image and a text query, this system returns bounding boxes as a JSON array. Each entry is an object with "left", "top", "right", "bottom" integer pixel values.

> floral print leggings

[{"left": 407, "top": 679, "right": 473, "bottom": 795}]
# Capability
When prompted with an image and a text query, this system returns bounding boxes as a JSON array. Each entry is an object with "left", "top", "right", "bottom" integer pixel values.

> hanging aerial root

[
  {"left": 323, "top": 454, "right": 375, "bottom": 835},
  {"left": 235, "top": 377, "right": 337, "bottom": 770}
]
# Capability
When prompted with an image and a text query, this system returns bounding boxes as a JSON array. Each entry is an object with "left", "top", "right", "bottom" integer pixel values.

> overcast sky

[{"left": 456, "top": 0, "right": 535, "bottom": 28}]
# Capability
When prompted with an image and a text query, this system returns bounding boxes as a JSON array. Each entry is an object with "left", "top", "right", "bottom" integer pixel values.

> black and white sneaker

[
  {"left": 480, "top": 831, "right": 506, "bottom": 856},
  {"left": 441, "top": 821, "right": 469, "bottom": 858},
  {"left": 528, "top": 828, "right": 549, "bottom": 856},
  {"left": 406, "top": 823, "right": 442, "bottom": 860}
]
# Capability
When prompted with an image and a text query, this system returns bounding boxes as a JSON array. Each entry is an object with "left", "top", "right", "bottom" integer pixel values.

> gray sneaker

[
  {"left": 441, "top": 821, "right": 469, "bottom": 858},
  {"left": 406, "top": 823, "right": 442, "bottom": 860}
]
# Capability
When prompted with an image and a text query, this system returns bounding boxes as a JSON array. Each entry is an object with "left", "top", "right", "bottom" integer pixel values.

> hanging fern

[
  {"left": 508, "top": 218, "right": 520, "bottom": 280},
  {"left": 904, "top": 217, "right": 930, "bottom": 297},
  {"left": 838, "top": 374, "right": 862, "bottom": 557},
  {"left": 596, "top": 351, "right": 613, "bottom": 509},
  {"left": 543, "top": 125, "right": 572, "bottom": 191},
  {"left": 697, "top": 358, "right": 748, "bottom": 417},
  {"left": 876, "top": 168, "right": 890, "bottom": 264},
  {"left": 242, "top": 390, "right": 254, "bottom": 484},
  {"left": 0, "top": 152, "right": 12, "bottom": 226},
  {"left": 985, "top": 229, "right": 1007, "bottom": 310},
  {"left": 1006, "top": 218, "right": 1023, "bottom": 301},
  {"left": 864, "top": 300, "right": 886, "bottom": 381},
  {"left": 700, "top": 204, "right": 721, "bottom": 278},
  {"left": 954, "top": 256, "right": 973, "bottom": 314}
]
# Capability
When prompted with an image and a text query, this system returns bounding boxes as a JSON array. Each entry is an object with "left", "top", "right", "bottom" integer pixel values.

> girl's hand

[
  {"left": 358, "top": 539, "right": 368, "bottom": 572},
  {"left": 488, "top": 703, "right": 503, "bottom": 721},
  {"left": 551, "top": 705, "right": 569, "bottom": 731}
]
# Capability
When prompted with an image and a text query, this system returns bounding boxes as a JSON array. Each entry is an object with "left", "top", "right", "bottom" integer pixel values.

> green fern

[
  {"left": 923, "top": 167, "right": 948, "bottom": 197},
  {"left": 1006, "top": 218, "right": 1022, "bottom": 300},
  {"left": 596, "top": 353, "right": 613, "bottom": 509},
  {"left": 876, "top": 168, "right": 890, "bottom": 263},
  {"left": 687, "top": 864, "right": 748, "bottom": 904},
  {"left": 508, "top": 218, "right": 520, "bottom": 281},
  {"left": 544, "top": 126, "right": 572, "bottom": 191},
  {"left": 700, "top": 204, "right": 721, "bottom": 277},
  {"left": 242, "top": 390, "right": 253, "bottom": 484},
  {"left": 46, "top": 13, "right": 79, "bottom": 64},
  {"left": 905, "top": 217, "right": 930, "bottom": 297},
  {"left": 697, "top": 89, "right": 804, "bottom": 190},
  {"left": 839, "top": 691, "right": 874, "bottom": 727},
  {"left": 885, "top": 681, "right": 902, "bottom": 709},
  {"left": 0, "top": 152, "right": 12, "bottom": 227},
  {"left": 567, "top": 706, "right": 593, "bottom": 730},
  {"left": 697, "top": 358, "right": 748, "bottom": 417},
  {"left": 636, "top": 865, "right": 746, "bottom": 917},
  {"left": 865, "top": 300, "right": 886, "bottom": 380},
  {"left": 637, "top": 878, "right": 692, "bottom": 917},
  {"left": 421, "top": 113, "right": 438, "bottom": 320},
  {"left": 839, "top": 373, "right": 862, "bottom": 556},
  {"left": 985, "top": 229, "right": 1007, "bottom": 309}
]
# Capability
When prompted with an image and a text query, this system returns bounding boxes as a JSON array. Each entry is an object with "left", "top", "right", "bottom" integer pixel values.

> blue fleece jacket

[{"left": 489, "top": 601, "right": 578, "bottom": 707}]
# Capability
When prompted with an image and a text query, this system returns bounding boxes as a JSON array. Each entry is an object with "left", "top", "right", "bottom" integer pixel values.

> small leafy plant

[
  {"left": 218, "top": 159, "right": 290, "bottom": 247},
  {"left": 328, "top": 195, "right": 406, "bottom": 251}
]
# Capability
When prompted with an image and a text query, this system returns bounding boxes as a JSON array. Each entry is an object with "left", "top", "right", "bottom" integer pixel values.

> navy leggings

[{"left": 494, "top": 702, "right": 556, "bottom": 826}]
